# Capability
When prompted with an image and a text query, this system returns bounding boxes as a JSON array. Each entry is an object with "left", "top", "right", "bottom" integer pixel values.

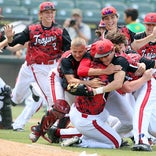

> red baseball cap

[
  {"left": 144, "top": 12, "right": 156, "bottom": 24},
  {"left": 39, "top": 2, "right": 56, "bottom": 12},
  {"left": 91, "top": 39, "right": 114, "bottom": 58},
  {"left": 101, "top": 6, "right": 117, "bottom": 17},
  {"left": 99, "top": 20, "right": 105, "bottom": 28}
]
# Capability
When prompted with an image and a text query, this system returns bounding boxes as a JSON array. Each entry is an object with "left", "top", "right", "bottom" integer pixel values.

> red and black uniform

[
  {"left": 122, "top": 51, "right": 155, "bottom": 82},
  {"left": 103, "top": 25, "right": 136, "bottom": 46},
  {"left": 59, "top": 51, "right": 88, "bottom": 89},
  {"left": 76, "top": 54, "right": 130, "bottom": 115},
  {"left": 9, "top": 22, "right": 71, "bottom": 64},
  {"left": 134, "top": 32, "right": 156, "bottom": 59}
]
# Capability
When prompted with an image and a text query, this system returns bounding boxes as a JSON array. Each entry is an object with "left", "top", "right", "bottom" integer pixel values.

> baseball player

[
  {"left": 29, "top": 37, "right": 103, "bottom": 143},
  {"left": 100, "top": 6, "right": 136, "bottom": 47},
  {"left": 2, "top": 41, "right": 47, "bottom": 131},
  {"left": 57, "top": 39, "right": 135, "bottom": 148},
  {"left": 66, "top": 39, "right": 134, "bottom": 149},
  {"left": 47, "top": 36, "right": 156, "bottom": 148},
  {"left": 131, "top": 12, "right": 156, "bottom": 56},
  {"left": 4, "top": 2, "right": 71, "bottom": 133},
  {"left": 57, "top": 37, "right": 154, "bottom": 151},
  {"left": 0, "top": 77, "right": 12, "bottom": 129},
  {"left": 0, "top": 15, "right": 14, "bottom": 129},
  {"left": 105, "top": 31, "right": 156, "bottom": 151},
  {"left": 12, "top": 82, "right": 45, "bottom": 131},
  {"left": 77, "top": 40, "right": 133, "bottom": 139},
  {"left": 6, "top": 1, "right": 71, "bottom": 108}
]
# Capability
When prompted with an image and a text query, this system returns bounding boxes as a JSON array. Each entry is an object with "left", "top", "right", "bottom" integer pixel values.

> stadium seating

[
  {"left": 0, "top": 0, "right": 20, "bottom": 7},
  {"left": 102, "top": 1, "right": 127, "bottom": 12},
  {"left": 2, "top": 6, "right": 29, "bottom": 20},
  {"left": 83, "top": 9, "right": 101, "bottom": 23},
  {"left": 1, "top": 0, "right": 156, "bottom": 24},
  {"left": 127, "top": 2, "right": 155, "bottom": 13},
  {"left": 126, "top": 0, "right": 151, "bottom": 2},
  {"left": 75, "top": 1, "right": 101, "bottom": 10},
  {"left": 29, "top": 8, "right": 39, "bottom": 21},
  {"left": 21, "top": 0, "right": 43, "bottom": 9},
  {"left": 56, "top": 8, "right": 72, "bottom": 21},
  {"left": 117, "top": 11, "right": 125, "bottom": 24},
  {"left": 53, "top": 0, "right": 75, "bottom": 10}
]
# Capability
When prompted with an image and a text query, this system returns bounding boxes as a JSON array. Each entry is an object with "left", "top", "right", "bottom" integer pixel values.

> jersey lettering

[{"left": 34, "top": 34, "right": 57, "bottom": 46}]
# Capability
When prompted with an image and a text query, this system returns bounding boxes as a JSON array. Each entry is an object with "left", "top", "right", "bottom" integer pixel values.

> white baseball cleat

[{"left": 61, "top": 136, "right": 81, "bottom": 147}]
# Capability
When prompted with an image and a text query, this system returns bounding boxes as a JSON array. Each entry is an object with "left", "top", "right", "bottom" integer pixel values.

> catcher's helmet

[
  {"left": 53, "top": 99, "right": 70, "bottom": 114},
  {"left": 144, "top": 12, "right": 156, "bottom": 24}
]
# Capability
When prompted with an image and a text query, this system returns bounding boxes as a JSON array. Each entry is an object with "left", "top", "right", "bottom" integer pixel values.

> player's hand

[
  {"left": 104, "top": 64, "right": 122, "bottom": 75},
  {"left": 4, "top": 24, "right": 15, "bottom": 43},
  {"left": 88, "top": 78, "right": 104, "bottom": 88},
  {"left": 135, "top": 63, "right": 146, "bottom": 76},
  {"left": 142, "top": 69, "right": 153, "bottom": 81}
]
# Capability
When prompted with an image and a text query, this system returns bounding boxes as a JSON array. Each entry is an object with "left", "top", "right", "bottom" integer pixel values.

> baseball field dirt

[{"left": 0, "top": 139, "right": 80, "bottom": 156}]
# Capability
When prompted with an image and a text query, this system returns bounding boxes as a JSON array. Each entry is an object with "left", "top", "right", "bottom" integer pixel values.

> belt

[
  {"left": 46, "top": 60, "right": 57, "bottom": 65},
  {"left": 28, "top": 59, "right": 58, "bottom": 65},
  {"left": 82, "top": 113, "right": 88, "bottom": 118}
]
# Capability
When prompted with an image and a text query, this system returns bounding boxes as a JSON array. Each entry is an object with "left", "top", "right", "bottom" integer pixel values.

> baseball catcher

[
  {"left": 0, "top": 78, "right": 13, "bottom": 129},
  {"left": 29, "top": 99, "right": 70, "bottom": 143}
]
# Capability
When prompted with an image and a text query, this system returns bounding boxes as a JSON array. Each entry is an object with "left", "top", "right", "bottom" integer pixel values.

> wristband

[{"left": 93, "top": 86, "right": 104, "bottom": 95}]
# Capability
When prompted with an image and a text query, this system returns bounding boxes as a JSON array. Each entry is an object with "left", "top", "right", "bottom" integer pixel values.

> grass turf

[{"left": 0, "top": 105, "right": 156, "bottom": 156}]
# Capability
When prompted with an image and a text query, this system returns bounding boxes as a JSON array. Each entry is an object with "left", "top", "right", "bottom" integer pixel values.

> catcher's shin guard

[
  {"left": 29, "top": 99, "right": 70, "bottom": 143},
  {"left": 57, "top": 116, "right": 70, "bottom": 128},
  {"left": 29, "top": 110, "right": 58, "bottom": 143}
]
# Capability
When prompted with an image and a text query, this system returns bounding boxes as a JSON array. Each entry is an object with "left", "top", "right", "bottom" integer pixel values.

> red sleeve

[{"left": 77, "top": 58, "right": 91, "bottom": 77}]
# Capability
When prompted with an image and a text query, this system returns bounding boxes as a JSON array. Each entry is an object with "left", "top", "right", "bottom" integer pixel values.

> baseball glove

[{"left": 67, "top": 83, "right": 94, "bottom": 96}]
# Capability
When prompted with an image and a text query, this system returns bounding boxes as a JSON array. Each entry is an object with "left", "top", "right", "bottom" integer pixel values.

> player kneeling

[{"left": 29, "top": 99, "right": 70, "bottom": 143}]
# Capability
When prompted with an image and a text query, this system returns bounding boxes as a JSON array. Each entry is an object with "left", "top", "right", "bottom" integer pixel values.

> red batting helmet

[
  {"left": 144, "top": 12, "right": 156, "bottom": 24},
  {"left": 39, "top": 2, "right": 56, "bottom": 12},
  {"left": 53, "top": 99, "right": 70, "bottom": 114},
  {"left": 101, "top": 6, "right": 117, "bottom": 17},
  {"left": 91, "top": 39, "right": 114, "bottom": 58}
]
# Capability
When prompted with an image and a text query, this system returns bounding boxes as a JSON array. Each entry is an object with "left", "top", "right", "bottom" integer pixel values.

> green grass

[{"left": 0, "top": 105, "right": 156, "bottom": 156}]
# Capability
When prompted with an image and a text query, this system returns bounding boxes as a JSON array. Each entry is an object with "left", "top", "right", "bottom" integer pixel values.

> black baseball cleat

[
  {"left": 120, "top": 139, "right": 130, "bottom": 147},
  {"left": 10, "top": 100, "right": 17, "bottom": 106},
  {"left": 131, "top": 143, "right": 152, "bottom": 151},
  {"left": 29, "top": 85, "right": 40, "bottom": 102},
  {"left": 29, "top": 123, "right": 41, "bottom": 143},
  {"left": 47, "top": 127, "right": 60, "bottom": 143}
]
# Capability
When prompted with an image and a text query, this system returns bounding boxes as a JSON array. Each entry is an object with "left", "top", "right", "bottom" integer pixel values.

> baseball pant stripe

[
  {"left": 138, "top": 80, "right": 151, "bottom": 135},
  {"left": 30, "top": 66, "right": 48, "bottom": 103},
  {"left": 50, "top": 72, "right": 56, "bottom": 103},
  {"left": 92, "top": 120, "right": 119, "bottom": 148}
]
